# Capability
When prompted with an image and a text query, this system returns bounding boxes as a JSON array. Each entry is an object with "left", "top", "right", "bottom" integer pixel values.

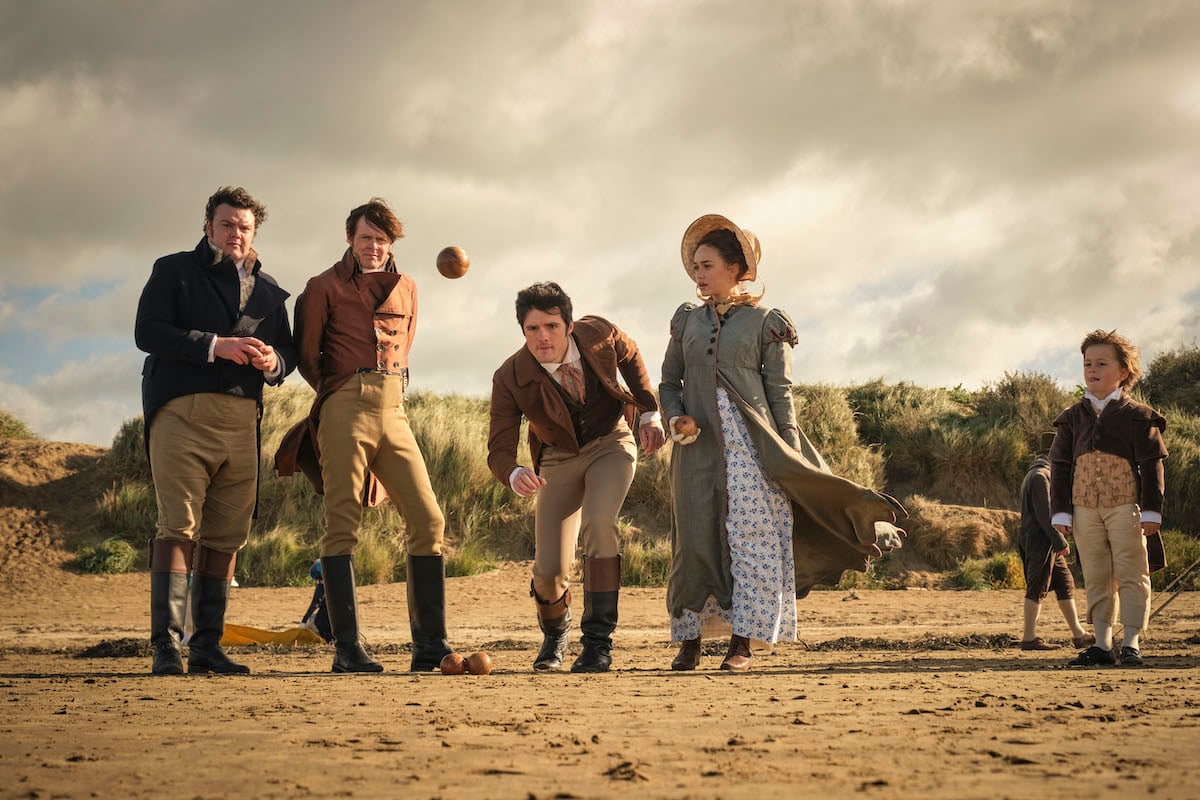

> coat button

[
  {"left": 394, "top": 344, "right": 400, "bottom": 351},
  {"left": 706, "top": 348, "right": 713, "bottom": 355},
  {"left": 393, "top": 362, "right": 400, "bottom": 368},
  {"left": 709, "top": 337, "right": 715, "bottom": 343}
]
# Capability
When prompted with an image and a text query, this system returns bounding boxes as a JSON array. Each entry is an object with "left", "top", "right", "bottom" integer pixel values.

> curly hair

[
  {"left": 205, "top": 186, "right": 267, "bottom": 228},
  {"left": 515, "top": 282, "right": 573, "bottom": 327},
  {"left": 345, "top": 198, "right": 404, "bottom": 241},
  {"left": 1081, "top": 329, "right": 1143, "bottom": 387}
]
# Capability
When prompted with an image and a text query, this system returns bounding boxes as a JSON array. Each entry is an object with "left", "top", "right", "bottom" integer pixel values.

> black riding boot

[
  {"left": 408, "top": 554, "right": 454, "bottom": 671},
  {"left": 532, "top": 583, "right": 572, "bottom": 671},
  {"left": 321, "top": 554, "right": 383, "bottom": 673},
  {"left": 149, "top": 539, "right": 193, "bottom": 675},
  {"left": 187, "top": 546, "right": 250, "bottom": 675},
  {"left": 571, "top": 555, "right": 620, "bottom": 673}
]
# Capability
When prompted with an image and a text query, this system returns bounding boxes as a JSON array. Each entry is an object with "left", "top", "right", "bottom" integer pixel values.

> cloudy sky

[{"left": 2, "top": 1, "right": 1197, "bottom": 445}]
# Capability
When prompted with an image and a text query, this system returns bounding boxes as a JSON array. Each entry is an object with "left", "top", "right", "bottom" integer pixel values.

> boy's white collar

[{"left": 1084, "top": 387, "right": 1123, "bottom": 409}]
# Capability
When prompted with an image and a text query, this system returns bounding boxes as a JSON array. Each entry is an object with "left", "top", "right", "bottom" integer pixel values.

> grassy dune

[{"left": 56, "top": 344, "right": 1200, "bottom": 590}]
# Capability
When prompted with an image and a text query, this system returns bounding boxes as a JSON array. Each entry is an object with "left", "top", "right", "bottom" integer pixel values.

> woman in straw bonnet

[{"left": 660, "top": 214, "right": 905, "bottom": 671}]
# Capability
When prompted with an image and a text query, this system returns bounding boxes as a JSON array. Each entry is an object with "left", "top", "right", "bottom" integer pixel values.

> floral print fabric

[
  {"left": 1072, "top": 450, "right": 1138, "bottom": 509},
  {"left": 671, "top": 387, "right": 797, "bottom": 643}
]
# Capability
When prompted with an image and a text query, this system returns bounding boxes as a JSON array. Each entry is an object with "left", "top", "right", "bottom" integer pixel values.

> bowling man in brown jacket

[
  {"left": 288, "top": 198, "right": 454, "bottom": 673},
  {"left": 488, "top": 282, "right": 665, "bottom": 672}
]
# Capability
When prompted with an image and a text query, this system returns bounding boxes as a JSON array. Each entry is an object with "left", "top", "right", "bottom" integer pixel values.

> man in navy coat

[{"left": 134, "top": 186, "right": 296, "bottom": 675}]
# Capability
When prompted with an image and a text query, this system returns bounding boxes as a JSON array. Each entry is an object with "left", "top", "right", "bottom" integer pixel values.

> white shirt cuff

[
  {"left": 1141, "top": 510, "right": 1162, "bottom": 525},
  {"left": 508, "top": 467, "right": 524, "bottom": 493},
  {"left": 1050, "top": 512, "right": 1072, "bottom": 528},
  {"left": 639, "top": 410, "right": 661, "bottom": 426},
  {"left": 207, "top": 335, "right": 217, "bottom": 363}
]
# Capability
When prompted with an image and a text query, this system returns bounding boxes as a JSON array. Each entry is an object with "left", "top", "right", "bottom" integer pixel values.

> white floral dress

[{"left": 670, "top": 386, "right": 798, "bottom": 644}]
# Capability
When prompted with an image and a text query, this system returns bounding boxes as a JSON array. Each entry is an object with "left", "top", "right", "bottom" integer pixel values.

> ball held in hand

[
  {"left": 437, "top": 246, "right": 470, "bottom": 279},
  {"left": 440, "top": 652, "right": 466, "bottom": 675},
  {"left": 674, "top": 416, "right": 699, "bottom": 437},
  {"left": 465, "top": 651, "right": 493, "bottom": 675}
]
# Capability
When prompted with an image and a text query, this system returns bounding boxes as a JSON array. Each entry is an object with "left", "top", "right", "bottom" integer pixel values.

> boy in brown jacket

[{"left": 1050, "top": 329, "right": 1168, "bottom": 667}]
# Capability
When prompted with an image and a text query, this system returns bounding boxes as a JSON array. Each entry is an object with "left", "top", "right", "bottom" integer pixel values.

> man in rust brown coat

[
  {"left": 488, "top": 282, "right": 665, "bottom": 672},
  {"left": 286, "top": 198, "right": 453, "bottom": 673}
]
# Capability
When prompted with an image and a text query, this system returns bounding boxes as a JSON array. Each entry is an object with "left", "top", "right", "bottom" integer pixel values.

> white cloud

[
  {"left": 0, "top": 351, "right": 143, "bottom": 445},
  {"left": 1, "top": 0, "right": 1198, "bottom": 445}
]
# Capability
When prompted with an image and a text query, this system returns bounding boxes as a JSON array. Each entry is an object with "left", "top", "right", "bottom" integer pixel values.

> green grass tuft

[
  {"left": 77, "top": 537, "right": 139, "bottom": 574},
  {"left": 621, "top": 539, "right": 672, "bottom": 587},
  {"left": 0, "top": 408, "right": 39, "bottom": 440}
]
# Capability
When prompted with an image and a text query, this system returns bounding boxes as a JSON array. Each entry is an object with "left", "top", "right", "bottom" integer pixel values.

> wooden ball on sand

[
  {"left": 440, "top": 652, "right": 466, "bottom": 675},
  {"left": 436, "top": 246, "right": 470, "bottom": 279},
  {"left": 465, "top": 651, "right": 493, "bottom": 675}
]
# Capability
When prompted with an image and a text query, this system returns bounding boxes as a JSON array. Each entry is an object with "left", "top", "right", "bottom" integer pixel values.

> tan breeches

[
  {"left": 147, "top": 393, "right": 258, "bottom": 554},
  {"left": 532, "top": 423, "right": 637, "bottom": 601},
  {"left": 317, "top": 373, "right": 445, "bottom": 558},
  {"left": 1073, "top": 504, "right": 1151, "bottom": 629}
]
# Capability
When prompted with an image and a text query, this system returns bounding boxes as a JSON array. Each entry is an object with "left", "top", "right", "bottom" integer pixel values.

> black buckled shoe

[
  {"left": 1119, "top": 646, "right": 1144, "bottom": 667},
  {"left": 1067, "top": 646, "right": 1117, "bottom": 667}
]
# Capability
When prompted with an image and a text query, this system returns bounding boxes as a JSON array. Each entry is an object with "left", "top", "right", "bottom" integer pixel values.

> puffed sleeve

[
  {"left": 760, "top": 308, "right": 802, "bottom": 449},
  {"left": 658, "top": 303, "right": 694, "bottom": 420}
]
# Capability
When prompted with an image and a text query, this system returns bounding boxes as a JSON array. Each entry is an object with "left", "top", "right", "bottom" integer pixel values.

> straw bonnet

[{"left": 680, "top": 214, "right": 760, "bottom": 282}]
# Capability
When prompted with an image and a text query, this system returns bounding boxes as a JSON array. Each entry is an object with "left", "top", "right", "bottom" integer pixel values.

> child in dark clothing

[{"left": 1050, "top": 330, "right": 1168, "bottom": 667}]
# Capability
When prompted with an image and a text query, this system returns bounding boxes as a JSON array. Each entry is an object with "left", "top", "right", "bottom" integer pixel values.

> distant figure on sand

[
  {"left": 280, "top": 198, "right": 456, "bottom": 674},
  {"left": 1051, "top": 329, "right": 1168, "bottom": 668},
  {"left": 135, "top": 186, "right": 296, "bottom": 675},
  {"left": 660, "top": 214, "right": 905, "bottom": 672},
  {"left": 1016, "top": 431, "right": 1092, "bottom": 652},
  {"left": 487, "top": 282, "right": 665, "bottom": 672}
]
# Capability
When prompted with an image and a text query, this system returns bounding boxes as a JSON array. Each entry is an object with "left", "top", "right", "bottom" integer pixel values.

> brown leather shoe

[
  {"left": 1019, "top": 637, "right": 1061, "bottom": 651},
  {"left": 671, "top": 638, "right": 701, "bottom": 671},
  {"left": 1072, "top": 633, "right": 1096, "bottom": 649},
  {"left": 720, "top": 635, "right": 752, "bottom": 672}
]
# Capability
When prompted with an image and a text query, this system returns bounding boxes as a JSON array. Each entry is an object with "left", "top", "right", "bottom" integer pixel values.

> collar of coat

[
  {"left": 333, "top": 247, "right": 398, "bottom": 281},
  {"left": 193, "top": 236, "right": 260, "bottom": 276},
  {"left": 190, "top": 237, "right": 289, "bottom": 316},
  {"left": 512, "top": 316, "right": 623, "bottom": 393}
]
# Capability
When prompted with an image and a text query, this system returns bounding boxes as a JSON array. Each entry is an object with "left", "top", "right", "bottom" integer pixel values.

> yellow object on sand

[{"left": 221, "top": 623, "right": 324, "bottom": 646}]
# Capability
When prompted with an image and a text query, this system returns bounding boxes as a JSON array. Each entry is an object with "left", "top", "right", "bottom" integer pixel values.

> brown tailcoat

[
  {"left": 487, "top": 316, "right": 658, "bottom": 484},
  {"left": 274, "top": 249, "right": 413, "bottom": 503}
]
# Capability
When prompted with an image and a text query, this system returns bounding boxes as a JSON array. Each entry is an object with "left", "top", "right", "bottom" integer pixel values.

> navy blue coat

[{"left": 134, "top": 237, "right": 297, "bottom": 432}]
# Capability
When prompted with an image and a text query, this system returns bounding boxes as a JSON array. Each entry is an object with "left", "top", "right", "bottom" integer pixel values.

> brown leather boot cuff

[
  {"left": 193, "top": 546, "right": 237, "bottom": 580},
  {"left": 582, "top": 556, "right": 621, "bottom": 593},
  {"left": 531, "top": 582, "right": 572, "bottom": 620},
  {"left": 150, "top": 539, "right": 195, "bottom": 574}
]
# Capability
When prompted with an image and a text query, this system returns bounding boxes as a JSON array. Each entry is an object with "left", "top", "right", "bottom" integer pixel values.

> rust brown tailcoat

[
  {"left": 274, "top": 249, "right": 414, "bottom": 502},
  {"left": 487, "top": 316, "right": 658, "bottom": 484}
]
